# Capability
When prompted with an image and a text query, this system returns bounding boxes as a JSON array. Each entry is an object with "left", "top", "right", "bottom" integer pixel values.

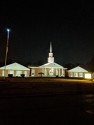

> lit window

[{"left": 85, "top": 73, "right": 91, "bottom": 79}]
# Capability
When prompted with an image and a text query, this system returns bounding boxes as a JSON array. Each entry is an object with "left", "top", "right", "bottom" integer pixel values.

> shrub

[
  {"left": 8, "top": 74, "right": 13, "bottom": 77},
  {"left": 21, "top": 74, "right": 25, "bottom": 77}
]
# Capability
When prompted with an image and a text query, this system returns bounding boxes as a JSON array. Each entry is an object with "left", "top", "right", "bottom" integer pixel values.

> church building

[{"left": 29, "top": 42, "right": 67, "bottom": 77}]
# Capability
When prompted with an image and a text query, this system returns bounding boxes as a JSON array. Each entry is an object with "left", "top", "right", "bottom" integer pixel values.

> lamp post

[{"left": 4, "top": 28, "right": 10, "bottom": 78}]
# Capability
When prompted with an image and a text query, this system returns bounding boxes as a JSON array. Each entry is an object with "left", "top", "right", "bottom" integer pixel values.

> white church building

[{"left": 29, "top": 42, "right": 67, "bottom": 77}]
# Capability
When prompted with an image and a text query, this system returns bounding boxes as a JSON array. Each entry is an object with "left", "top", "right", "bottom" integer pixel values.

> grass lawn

[
  {"left": 0, "top": 77, "right": 94, "bottom": 96},
  {"left": 0, "top": 77, "right": 94, "bottom": 125}
]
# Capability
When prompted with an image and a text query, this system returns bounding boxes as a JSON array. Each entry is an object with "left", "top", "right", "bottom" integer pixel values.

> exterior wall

[
  {"left": 0, "top": 69, "right": 30, "bottom": 77},
  {"left": 0, "top": 70, "right": 8, "bottom": 77},
  {"left": 0, "top": 68, "right": 64, "bottom": 77},
  {"left": 30, "top": 68, "right": 65, "bottom": 77},
  {"left": 68, "top": 72, "right": 86, "bottom": 78}
]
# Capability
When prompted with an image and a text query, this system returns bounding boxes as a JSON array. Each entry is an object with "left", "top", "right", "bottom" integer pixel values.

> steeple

[
  {"left": 48, "top": 42, "right": 54, "bottom": 63},
  {"left": 50, "top": 42, "right": 52, "bottom": 53}
]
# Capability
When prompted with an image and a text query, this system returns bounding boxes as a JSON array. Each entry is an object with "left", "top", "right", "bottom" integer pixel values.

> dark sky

[{"left": 0, "top": 1, "right": 94, "bottom": 65}]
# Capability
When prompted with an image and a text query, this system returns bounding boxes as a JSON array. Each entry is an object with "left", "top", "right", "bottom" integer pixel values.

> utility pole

[{"left": 4, "top": 28, "right": 10, "bottom": 79}]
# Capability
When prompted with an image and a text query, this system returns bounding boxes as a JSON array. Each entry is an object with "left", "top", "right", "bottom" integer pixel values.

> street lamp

[{"left": 4, "top": 28, "right": 10, "bottom": 78}]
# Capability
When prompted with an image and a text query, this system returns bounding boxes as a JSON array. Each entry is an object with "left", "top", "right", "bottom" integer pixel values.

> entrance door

[
  {"left": 32, "top": 69, "right": 35, "bottom": 76},
  {"left": 49, "top": 68, "right": 54, "bottom": 76}
]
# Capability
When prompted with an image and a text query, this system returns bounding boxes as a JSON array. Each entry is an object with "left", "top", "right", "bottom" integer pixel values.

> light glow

[
  {"left": 6, "top": 28, "right": 10, "bottom": 32},
  {"left": 85, "top": 73, "right": 91, "bottom": 79}
]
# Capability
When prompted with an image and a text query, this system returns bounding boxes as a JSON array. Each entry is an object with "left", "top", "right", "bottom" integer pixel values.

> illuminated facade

[
  {"left": 68, "top": 66, "right": 88, "bottom": 78},
  {"left": 29, "top": 42, "right": 67, "bottom": 77},
  {"left": 0, "top": 62, "right": 30, "bottom": 77},
  {"left": 0, "top": 43, "right": 89, "bottom": 78}
]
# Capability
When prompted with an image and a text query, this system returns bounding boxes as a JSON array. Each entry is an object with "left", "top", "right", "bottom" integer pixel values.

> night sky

[{"left": 0, "top": 1, "right": 94, "bottom": 66}]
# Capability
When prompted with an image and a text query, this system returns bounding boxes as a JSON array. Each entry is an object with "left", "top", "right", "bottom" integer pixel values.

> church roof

[
  {"left": 39, "top": 62, "right": 65, "bottom": 68},
  {"left": 0, "top": 62, "right": 30, "bottom": 70},
  {"left": 68, "top": 66, "right": 88, "bottom": 72}
]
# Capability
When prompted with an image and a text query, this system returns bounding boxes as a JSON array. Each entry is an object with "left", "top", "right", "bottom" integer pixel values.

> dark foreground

[{"left": 0, "top": 78, "right": 94, "bottom": 125}]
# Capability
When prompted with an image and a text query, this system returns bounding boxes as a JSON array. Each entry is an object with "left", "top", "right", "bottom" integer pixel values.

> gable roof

[
  {"left": 0, "top": 62, "right": 30, "bottom": 70},
  {"left": 68, "top": 66, "right": 88, "bottom": 72},
  {"left": 39, "top": 62, "right": 65, "bottom": 68}
]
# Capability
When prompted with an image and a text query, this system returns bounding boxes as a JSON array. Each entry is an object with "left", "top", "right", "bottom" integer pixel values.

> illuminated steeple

[
  {"left": 50, "top": 42, "right": 52, "bottom": 53},
  {"left": 48, "top": 42, "right": 54, "bottom": 63}
]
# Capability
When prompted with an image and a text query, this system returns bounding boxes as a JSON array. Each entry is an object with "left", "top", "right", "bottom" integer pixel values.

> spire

[{"left": 50, "top": 42, "right": 52, "bottom": 53}]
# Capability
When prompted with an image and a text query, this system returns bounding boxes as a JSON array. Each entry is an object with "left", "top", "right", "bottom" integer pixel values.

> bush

[
  {"left": 21, "top": 74, "right": 25, "bottom": 77},
  {"left": 56, "top": 75, "right": 59, "bottom": 78},
  {"left": 8, "top": 74, "right": 13, "bottom": 77}
]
